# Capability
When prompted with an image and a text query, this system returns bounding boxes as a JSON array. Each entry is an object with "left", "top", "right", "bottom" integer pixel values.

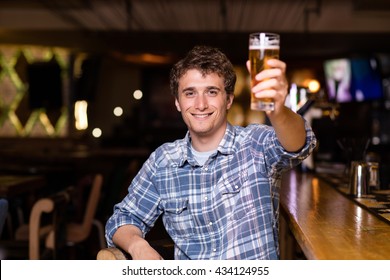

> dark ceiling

[{"left": 0, "top": 0, "right": 390, "bottom": 64}]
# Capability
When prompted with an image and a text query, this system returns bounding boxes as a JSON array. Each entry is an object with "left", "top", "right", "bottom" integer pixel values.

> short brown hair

[{"left": 170, "top": 45, "right": 236, "bottom": 98}]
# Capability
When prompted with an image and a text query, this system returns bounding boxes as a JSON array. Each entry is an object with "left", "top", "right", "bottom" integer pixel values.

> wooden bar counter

[{"left": 280, "top": 169, "right": 390, "bottom": 259}]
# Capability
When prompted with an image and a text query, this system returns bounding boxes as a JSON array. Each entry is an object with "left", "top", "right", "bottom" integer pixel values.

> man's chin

[{"left": 189, "top": 127, "right": 212, "bottom": 137}]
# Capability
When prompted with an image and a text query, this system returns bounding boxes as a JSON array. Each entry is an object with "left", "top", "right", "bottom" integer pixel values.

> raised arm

[{"left": 248, "top": 59, "right": 306, "bottom": 152}]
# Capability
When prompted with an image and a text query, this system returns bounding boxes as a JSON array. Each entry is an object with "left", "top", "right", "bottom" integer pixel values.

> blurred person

[{"left": 324, "top": 58, "right": 352, "bottom": 102}]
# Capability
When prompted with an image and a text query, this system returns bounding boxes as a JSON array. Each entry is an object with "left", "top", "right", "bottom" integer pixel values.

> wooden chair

[
  {"left": 15, "top": 173, "right": 104, "bottom": 258},
  {"left": 0, "top": 189, "right": 70, "bottom": 259},
  {"left": 27, "top": 190, "right": 70, "bottom": 259},
  {"left": 45, "top": 173, "right": 104, "bottom": 250},
  {"left": 97, "top": 247, "right": 129, "bottom": 260}
]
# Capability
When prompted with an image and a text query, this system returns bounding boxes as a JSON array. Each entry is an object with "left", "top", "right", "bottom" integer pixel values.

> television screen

[
  {"left": 324, "top": 57, "right": 383, "bottom": 103},
  {"left": 350, "top": 58, "right": 383, "bottom": 102}
]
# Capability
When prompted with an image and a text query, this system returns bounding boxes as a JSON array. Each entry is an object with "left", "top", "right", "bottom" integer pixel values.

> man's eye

[
  {"left": 208, "top": 90, "right": 218, "bottom": 96},
  {"left": 184, "top": 91, "right": 196, "bottom": 97}
]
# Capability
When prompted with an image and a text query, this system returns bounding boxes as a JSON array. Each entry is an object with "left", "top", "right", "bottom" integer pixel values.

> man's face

[{"left": 175, "top": 69, "right": 234, "bottom": 144}]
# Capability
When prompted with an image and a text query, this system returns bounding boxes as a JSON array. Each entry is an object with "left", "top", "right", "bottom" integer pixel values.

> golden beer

[{"left": 249, "top": 33, "right": 280, "bottom": 111}]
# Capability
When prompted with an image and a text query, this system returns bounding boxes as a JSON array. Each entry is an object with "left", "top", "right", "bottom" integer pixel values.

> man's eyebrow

[
  {"left": 182, "top": 87, "right": 195, "bottom": 92},
  {"left": 206, "top": 86, "right": 221, "bottom": 90},
  {"left": 181, "top": 86, "right": 222, "bottom": 93}
]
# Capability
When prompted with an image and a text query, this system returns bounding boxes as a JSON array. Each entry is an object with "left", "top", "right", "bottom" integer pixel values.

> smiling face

[{"left": 175, "top": 69, "right": 234, "bottom": 151}]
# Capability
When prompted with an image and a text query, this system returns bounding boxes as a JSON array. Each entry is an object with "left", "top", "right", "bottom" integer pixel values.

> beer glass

[{"left": 249, "top": 33, "right": 280, "bottom": 111}]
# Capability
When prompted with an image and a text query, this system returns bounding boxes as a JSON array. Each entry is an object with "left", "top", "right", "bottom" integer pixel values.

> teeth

[{"left": 194, "top": 114, "right": 209, "bottom": 118}]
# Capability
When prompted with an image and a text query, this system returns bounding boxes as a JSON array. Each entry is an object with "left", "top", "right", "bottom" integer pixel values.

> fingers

[
  {"left": 253, "top": 59, "right": 285, "bottom": 81},
  {"left": 247, "top": 59, "right": 285, "bottom": 77},
  {"left": 252, "top": 70, "right": 287, "bottom": 95},
  {"left": 266, "top": 58, "right": 286, "bottom": 71},
  {"left": 253, "top": 68, "right": 285, "bottom": 89},
  {"left": 251, "top": 59, "right": 288, "bottom": 109}
]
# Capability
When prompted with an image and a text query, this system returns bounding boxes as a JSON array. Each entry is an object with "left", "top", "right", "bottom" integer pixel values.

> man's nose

[{"left": 194, "top": 94, "right": 208, "bottom": 110}]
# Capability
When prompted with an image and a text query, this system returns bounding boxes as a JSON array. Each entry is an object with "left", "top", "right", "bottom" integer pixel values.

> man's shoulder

[
  {"left": 232, "top": 123, "right": 273, "bottom": 138},
  {"left": 157, "top": 137, "right": 187, "bottom": 151},
  {"left": 152, "top": 138, "right": 187, "bottom": 165}
]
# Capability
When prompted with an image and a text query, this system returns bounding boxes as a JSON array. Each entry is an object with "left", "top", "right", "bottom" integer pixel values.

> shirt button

[
  {"left": 204, "top": 167, "right": 208, "bottom": 171},
  {"left": 234, "top": 185, "right": 239, "bottom": 189},
  {"left": 204, "top": 196, "right": 208, "bottom": 201},
  {"left": 209, "top": 222, "right": 213, "bottom": 226},
  {"left": 213, "top": 248, "right": 217, "bottom": 252}
]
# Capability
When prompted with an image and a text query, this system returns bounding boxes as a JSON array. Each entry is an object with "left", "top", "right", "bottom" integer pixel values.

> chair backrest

[
  {"left": 0, "top": 199, "right": 8, "bottom": 237},
  {"left": 44, "top": 174, "right": 103, "bottom": 251},
  {"left": 28, "top": 198, "right": 54, "bottom": 260},
  {"left": 79, "top": 174, "right": 103, "bottom": 236},
  {"left": 29, "top": 190, "right": 70, "bottom": 260}
]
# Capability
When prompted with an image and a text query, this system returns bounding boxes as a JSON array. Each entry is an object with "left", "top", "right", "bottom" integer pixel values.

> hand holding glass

[{"left": 249, "top": 33, "right": 280, "bottom": 111}]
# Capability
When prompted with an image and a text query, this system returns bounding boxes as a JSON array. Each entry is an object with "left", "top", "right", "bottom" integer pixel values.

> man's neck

[{"left": 190, "top": 124, "right": 228, "bottom": 152}]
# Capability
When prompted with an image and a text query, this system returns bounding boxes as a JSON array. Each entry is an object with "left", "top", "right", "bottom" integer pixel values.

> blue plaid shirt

[{"left": 106, "top": 121, "right": 316, "bottom": 259}]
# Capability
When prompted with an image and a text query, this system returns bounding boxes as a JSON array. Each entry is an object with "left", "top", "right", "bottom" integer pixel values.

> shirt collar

[
  {"left": 217, "top": 122, "right": 236, "bottom": 155},
  {"left": 178, "top": 123, "right": 236, "bottom": 167}
]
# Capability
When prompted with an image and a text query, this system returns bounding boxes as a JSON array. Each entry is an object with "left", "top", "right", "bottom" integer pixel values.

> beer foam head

[
  {"left": 249, "top": 45, "right": 280, "bottom": 50},
  {"left": 249, "top": 32, "right": 280, "bottom": 48}
]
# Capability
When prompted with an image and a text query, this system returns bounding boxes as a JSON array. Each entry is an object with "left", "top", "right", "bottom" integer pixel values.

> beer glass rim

[
  {"left": 249, "top": 32, "right": 280, "bottom": 48},
  {"left": 249, "top": 32, "right": 279, "bottom": 37}
]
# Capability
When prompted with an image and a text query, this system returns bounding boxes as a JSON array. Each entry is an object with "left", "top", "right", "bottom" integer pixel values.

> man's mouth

[{"left": 192, "top": 113, "right": 213, "bottom": 119}]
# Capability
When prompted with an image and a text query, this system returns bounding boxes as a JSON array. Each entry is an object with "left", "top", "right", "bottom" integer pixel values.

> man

[{"left": 105, "top": 45, "right": 316, "bottom": 260}]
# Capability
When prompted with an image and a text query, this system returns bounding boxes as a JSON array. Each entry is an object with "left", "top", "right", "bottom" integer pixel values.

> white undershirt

[{"left": 191, "top": 146, "right": 217, "bottom": 166}]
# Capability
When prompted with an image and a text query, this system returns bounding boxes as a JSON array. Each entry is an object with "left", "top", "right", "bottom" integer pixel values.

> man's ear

[
  {"left": 226, "top": 94, "right": 234, "bottom": 110},
  {"left": 175, "top": 98, "right": 181, "bottom": 112}
]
